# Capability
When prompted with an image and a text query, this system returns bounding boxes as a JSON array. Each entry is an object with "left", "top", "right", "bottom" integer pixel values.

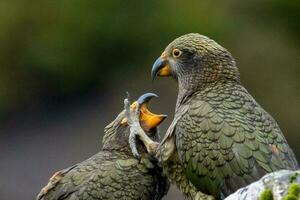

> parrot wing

[
  {"left": 175, "top": 85, "right": 298, "bottom": 197},
  {"left": 37, "top": 151, "right": 160, "bottom": 200},
  {"left": 156, "top": 104, "right": 189, "bottom": 162}
]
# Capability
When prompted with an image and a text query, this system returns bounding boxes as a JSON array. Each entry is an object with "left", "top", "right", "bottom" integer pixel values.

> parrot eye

[{"left": 172, "top": 49, "right": 182, "bottom": 58}]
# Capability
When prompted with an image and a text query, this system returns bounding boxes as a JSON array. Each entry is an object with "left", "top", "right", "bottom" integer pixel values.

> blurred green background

[{"left": 0, "top": 0, "right": 299, "bottom": 199}]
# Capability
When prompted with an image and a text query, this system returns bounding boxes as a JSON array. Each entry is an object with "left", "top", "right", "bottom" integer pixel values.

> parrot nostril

[{"left": 161, "top": 51, "right": 167, "bottom": 58}]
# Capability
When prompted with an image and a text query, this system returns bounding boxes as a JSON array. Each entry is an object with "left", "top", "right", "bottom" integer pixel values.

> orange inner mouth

[{"left": 121, "top": 101, "right": 166, "bottom": 131}]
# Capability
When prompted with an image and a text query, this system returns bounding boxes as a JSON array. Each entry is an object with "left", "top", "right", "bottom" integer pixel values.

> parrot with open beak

[{"left": 37, "top": 93, "right": 169, "bottom": 200}]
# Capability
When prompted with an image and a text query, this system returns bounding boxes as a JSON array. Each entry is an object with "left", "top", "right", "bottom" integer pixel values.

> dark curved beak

[
  {"left": 121, "top": 93, "right": 167, "bottom": 130},
  {"left": 151, "top": 56, "right": 171, "bottom": 81},
  {"left": 137, "top": 92, "right": 167, "bottom": 131},
  {"left": 137, "top": 93, "right": 158, "bottom": 106}
]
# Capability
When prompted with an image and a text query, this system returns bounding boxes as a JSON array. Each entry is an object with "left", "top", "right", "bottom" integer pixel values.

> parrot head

[
  {"left": 102, "top": 93, "right": 166, "bottom": 152},
  {"left": 151, "top": 33, "right": 240, "bottom": 92}
]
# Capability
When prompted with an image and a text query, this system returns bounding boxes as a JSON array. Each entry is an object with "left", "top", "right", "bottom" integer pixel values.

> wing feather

[{"left": 175, "top": 84, "right": 298, "bottom": 197}]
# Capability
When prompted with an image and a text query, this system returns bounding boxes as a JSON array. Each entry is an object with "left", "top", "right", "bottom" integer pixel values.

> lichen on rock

[
  {"left": 259, "top": 188, "right": 273, "bottom": 200},
  {"left": 225, "top": 170, "right": 300, "bottom": 200}
]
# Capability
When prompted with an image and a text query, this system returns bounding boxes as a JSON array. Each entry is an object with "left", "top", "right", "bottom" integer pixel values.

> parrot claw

[
  {"left": 129, "top": 134, "right": 141, "bottom": 161},
  {"left": 195, "top": 192, "right": 215, "bottom": 200},
  {"left": 124, "top": 93, "right": 142, "bottom": 159},
  {"left": 125, "top": 93, "right": 158, "bottom": 158}
]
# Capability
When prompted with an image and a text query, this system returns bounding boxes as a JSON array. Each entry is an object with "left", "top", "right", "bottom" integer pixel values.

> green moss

[
  {"left": 259, "top": 188, "right": 273, "bottom": 200},
  {"left": 283, "top": 182, "right": 300, "bottom": 200},
  {"left": 288, "top": 183, "right": 300, "bottom": 196},
  {"left": 259, "top": 173, "right": 300, "bottom": 200},
  {"left": 290, "top": 172, "right": 299, "bottom": 183},
  {"left": 283, "top": 194, "right": 298, "bottom": 200}
]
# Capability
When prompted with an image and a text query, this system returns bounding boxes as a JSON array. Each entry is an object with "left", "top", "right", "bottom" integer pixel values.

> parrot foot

[
  {"left": 124, "top": 93, "right": 159, "bottom": 159},
  {"left": 194, "top": 191, "right": 215, "bottom": 200}
]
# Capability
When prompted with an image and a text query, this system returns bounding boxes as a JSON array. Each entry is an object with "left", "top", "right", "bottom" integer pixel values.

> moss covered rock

[{"left": 225, "top": 170, "right": 300, "bottom": 200}]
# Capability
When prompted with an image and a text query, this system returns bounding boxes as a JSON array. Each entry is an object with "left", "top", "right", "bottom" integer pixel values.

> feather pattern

[{"left": 174, "top": 81, "right": 298, "bottom": 197}]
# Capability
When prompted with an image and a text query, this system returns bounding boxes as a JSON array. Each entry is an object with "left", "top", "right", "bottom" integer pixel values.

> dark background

[{"left": 0, "top": 1, "right": 299, "bottom": 199}]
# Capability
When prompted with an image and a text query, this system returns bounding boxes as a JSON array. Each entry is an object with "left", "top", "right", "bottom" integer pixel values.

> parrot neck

[
  {"left": 176, "top": 67, "right": 241, "bottom": 109},
  {"left": 176, "top": 78, "right": 207, "bottom": 109}
]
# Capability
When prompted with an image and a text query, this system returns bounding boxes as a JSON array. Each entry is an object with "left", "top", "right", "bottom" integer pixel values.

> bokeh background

[{"left": 0, "top": 0, "right": 299, "bottom": 199}]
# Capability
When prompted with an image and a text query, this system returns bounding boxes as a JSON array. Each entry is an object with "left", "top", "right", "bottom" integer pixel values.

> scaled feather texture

[
  {"left": 149, "top": 33, "right": 299, "bottom": 200},
  {"left": 37, "top": 109, "right": 169, "bottom": 200}
]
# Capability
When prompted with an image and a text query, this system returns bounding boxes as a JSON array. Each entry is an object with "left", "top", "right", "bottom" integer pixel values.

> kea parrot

[
  {"left": 128, "top": 33, "right": 299, "bottom": 200},
  {"left": 37, "top": 93, "right": 169, "bottom": 200}
]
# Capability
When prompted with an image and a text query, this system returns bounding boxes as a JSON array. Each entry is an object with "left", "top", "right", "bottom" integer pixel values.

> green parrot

[
  {"left": 129, "top": 33, "right": 299, "bottom": 200},
  {"left": 36, "top": 93, "right": 169, "bottom": 200}
]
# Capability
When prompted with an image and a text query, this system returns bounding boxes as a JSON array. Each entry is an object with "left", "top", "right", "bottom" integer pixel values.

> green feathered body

[
  {"left": 152, "top": 33, "right": 299, "bottom": 200},
  {"left": 37, "top": 111, "right": 169, "bottom": 200},
  {"left": 161, "top": 151, "right": 214, "bottom": 200},
  {"left": 174, "top": 81, "right": 298, "bottom": 198},
  {"left": 37, "top": 151, "right": 166, "bottom": 200}
]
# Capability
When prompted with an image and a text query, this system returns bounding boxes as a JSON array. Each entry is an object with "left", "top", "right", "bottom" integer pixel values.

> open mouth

[{"left": 121, "top": 93, "right": 167, "bottom": 131}]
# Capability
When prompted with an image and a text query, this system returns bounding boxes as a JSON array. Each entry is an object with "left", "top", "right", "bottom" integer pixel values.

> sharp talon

[
  {"left": 129, "top": 130, "right": 140, "bottom": 159},
  {"left": 124, "top": 98, "right": 130, "bottom": 109},
  {"left": 124, "top": 92, "right": 131, "bottom": 110},
  {"left": 126, "top": 91, "right": 130, "bottom": 100}
]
